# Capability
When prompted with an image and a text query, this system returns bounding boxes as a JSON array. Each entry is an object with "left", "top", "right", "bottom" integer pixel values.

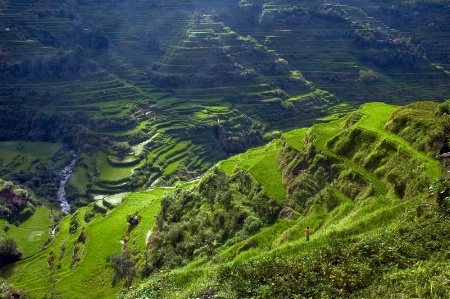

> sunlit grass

[
  {"left": 3, "top": 189, "right": 166, "bottom": 299},
  {"left": 96, "top": 151, "right": 142, "bottom": 182},
  {"left": 283, "top": 127, "right": 309, "bottom": 150},
  {"left": 6, "top": 207, "right": 53, "bottom": 258},
  {"left": 218, "top": 141, "right": 285, "bottom": 202}
]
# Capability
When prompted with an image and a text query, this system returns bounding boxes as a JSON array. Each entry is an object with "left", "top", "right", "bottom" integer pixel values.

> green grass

[
  {"left": 5, "top": 207, "right": 53, "bottom": 258},
  {"left": 96, "top": 151, "right": 143, "bottom": 182},
  {"left": 3, "top": 101, "right": 450, "bottom": 298},
  {"left": 121, "top": 99, "right": 447, "bottom": 298},
  {"left": 123, "top": 188, "right": 410, "bottom": 299},
  {"left": 283, "top": 127, "right": 309, "bottom": 150},
  {"left": 356, "top": 102, "right": 441, "bottom": 178},
  {"left": 2, "top": 189, "right": 167, "bottom": 299},
  {"left": 67, "top": 166, "right": 89, "bottom": 195},
  {"left": 218, "top": 140, "right": 285, "bottom": 203},
  {"left": 163, "top": 158, "right": 185, "bottom": 176},
  {"left": 0, "top": 142, "right": 62, "bottom": 173}
]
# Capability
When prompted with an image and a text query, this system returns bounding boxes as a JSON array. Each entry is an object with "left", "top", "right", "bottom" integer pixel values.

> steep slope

[
  {"left": 1, "top": 100, "right": 450, "bottom": 298},
  {"left": 121, "top": 101, "right": 449, "bottom": 298},
  {"left": 1, "top": 0, "right": 449, "bottom": 209},
  {"left": 232, "top": 0, "right": 450, "bottom": 103}
]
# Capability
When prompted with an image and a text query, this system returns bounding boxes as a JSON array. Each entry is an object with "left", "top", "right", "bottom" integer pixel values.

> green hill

[
  {"left": 1, "top": 1, "right": 450, "bottom": 297},
  {"left": 2, "top": 100, "right": 450, "bottom": 298},
  {"left": 0, "top": 0, "right": 449, "bottom": 207}
]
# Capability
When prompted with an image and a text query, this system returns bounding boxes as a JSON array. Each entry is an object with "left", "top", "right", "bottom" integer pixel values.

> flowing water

[{"left": 56, "top": 151, "right": 77, "bottom": 214}]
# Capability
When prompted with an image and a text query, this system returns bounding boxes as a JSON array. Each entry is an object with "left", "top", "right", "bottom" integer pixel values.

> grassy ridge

[
  {"left": 122, "top": 101, "right": 448, "bottom": 298},
  {"left": 1, "top": 101, "right": 449, "bottom": 298},
  {"left": 218, "top": 140, "right": 285, "bottom": 203}
]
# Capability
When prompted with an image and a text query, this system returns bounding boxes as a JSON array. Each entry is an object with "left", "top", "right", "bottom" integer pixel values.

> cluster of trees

[
  {"left": 88, "top": 116, "right": 137, "bottom": 132},
  {"left": 188, "top": 116, "right": 265, "bottom": 155},
  {"left": 0, "top": 238, "right": 22, "bottom": 268},
  {"left": 312, "top": 5, "right": 349, "bottom": 23},
  {"left": 145, "top": 168, "right": 280, "bottom": 272},
  {"left": 0, "top": 180, "right": 37, "bottom": 219},
  {"left": 373, "top": 0, "right": 450, "bottom": 32},
  {"left": 216, "top": 124, "right": 265, "bottom": 154},
  {"left": 238, "top": 2, "right": 262, "bottom": 26},
  {"left": 238, "top": 3, "right": 348, "bottom": 28},
  {"left": 259, "top": 6, "right": 310, "bottom": 26},
  {"left": 9, "top": 163, "right": 60, "bottom": 204},
  {"left": 0, "top": 277, "right": 28, "bottom": 299},
  {"left": 0, "top": 45, "right": 99, "bottom": 80},
  {"left": 63, "top": 26, "right": 109, "bottom": 50},
  {"left": 21, "top": 13, "right": 108, "bottom": 50},
  {"left": 0, "top": 105, "right": 86, "bottom": 145},
  {"left": 353, "top": 30, "right": 428, "bottom": 70}
]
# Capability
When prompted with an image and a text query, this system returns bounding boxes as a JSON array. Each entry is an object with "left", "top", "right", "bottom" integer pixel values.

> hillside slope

[
  {"left": 0, "top": 0, "right": 449, "bottom": 208},
  {"left": 2, "top": 101, "right": 450, "bottom": 298},
  {"left": 121, "top": 101, "right": 450, "bottom": 299}
]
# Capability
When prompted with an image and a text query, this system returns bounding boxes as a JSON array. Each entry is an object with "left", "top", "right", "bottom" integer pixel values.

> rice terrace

[{"left": 0, "top": 0, "right": 450, "bottom": 298}]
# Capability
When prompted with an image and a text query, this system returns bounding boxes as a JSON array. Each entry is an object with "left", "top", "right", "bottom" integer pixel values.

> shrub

[
  {"left": 0, "top": 277, "right": 29, "bottom": 299},
  {"left": 435, "top": 99, "right": 450, "bottom": 116},
  {"left": 105, "top": 251, "right": 136, "bottom": 288},
  {"left": 0, "top": 238, "right": 22, "bottom": 268}
]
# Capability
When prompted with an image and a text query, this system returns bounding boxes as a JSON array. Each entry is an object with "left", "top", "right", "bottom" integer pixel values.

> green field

[
  {"left": 1, "top": 189, "right": 167, "bottom": 299},
  {"left": 3, "top": 100, "right": 447, "bottom": 298},
  {"left": 0, "top": 142, "right": 62, "bottom": 174},
  {"left": 4, "top": 207, "right": 53, "bottom": 258}
]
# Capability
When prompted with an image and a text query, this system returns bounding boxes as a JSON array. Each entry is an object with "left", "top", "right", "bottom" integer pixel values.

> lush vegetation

[
  {"left": 146, "top": 167, "right": 281, "bottom": 272},
  {"left": 0, "top": 0, "right": 449, "bottom": 208},
  {"left": 1, "top": 101, "right": 448, "bottom": 298},
  {"left": 119, "top": 101, "right": 450, "bottom": 299},
  {"left": 0, "top": 0, "right": 450, "bottom": 298}
]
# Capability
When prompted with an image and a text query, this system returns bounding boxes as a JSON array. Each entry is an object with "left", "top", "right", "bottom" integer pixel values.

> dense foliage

[
  {"left": 385, "top": 101, "right": 450, "bottom": 155},
  {"left": 0, "top": 46, "right": 99, "bottom": 81},
  {"left": 0, "top": 180, "right": 36, "bottom": 219},
  {"left": 146, "top": 167, "right": 281, "bottom": 271},
  {"left": 0, "top": 278, "right": 29, "bottom": 299},
  {"left": 0, "top": 238, "right": 22, "bottom": 268},
  {"left": 214, "top": 204, "right": 450, "bottom": 298},
  {"left": 0, "top": 0, "right": 450, "bottom": 297},
  {"left": 0, "top": 106, "right": 86, "bottom": 145}
]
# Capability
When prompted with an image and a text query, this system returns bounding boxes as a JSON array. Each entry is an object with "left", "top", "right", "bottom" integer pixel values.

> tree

[
  {"left": 0, "top": 238, "right": 22, "bottom": 268},
  {"left": 105, "top": 252, "right": 136, "bottom": 288}
]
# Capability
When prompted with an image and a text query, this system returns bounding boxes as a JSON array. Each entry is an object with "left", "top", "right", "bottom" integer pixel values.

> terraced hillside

[
  {"left": 0, "top": 0, "right": 449, "bottom": 208},
  {"left": 3, "top": 101, "right": 449, "bottom": 298},
  {"left": 233, "top": 0, "right": 450, "bottom": 103},
  {"left": 122, "top": 101, "right": 449, "bottom": 299}
]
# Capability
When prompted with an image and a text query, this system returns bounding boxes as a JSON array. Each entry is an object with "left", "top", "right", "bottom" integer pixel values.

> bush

[
  {"left": 435, "top": 99, "right": 450, "bottom": 116},
  {"left": 0, "top": 238, "right": 22, "bottom": 268},
  {"left": 105, "top": 252, "right": 136, "bottom": 288},
  {"left": 0, "top": 277, "right": 29, "bottom": 299}
]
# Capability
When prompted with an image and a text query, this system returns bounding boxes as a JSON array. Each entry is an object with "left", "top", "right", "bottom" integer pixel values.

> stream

[{"left": 56, "top": 151, "right": 77, "bottom": 214}]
